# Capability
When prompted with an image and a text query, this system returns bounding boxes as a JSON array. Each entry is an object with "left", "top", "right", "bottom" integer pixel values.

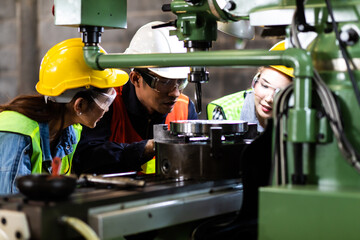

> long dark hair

[
  {"left": 0, "top": 95, "right": 64, "bottom": 122},
  {"left": 0, "top": 88, "right": 111, "bottom": 139}
]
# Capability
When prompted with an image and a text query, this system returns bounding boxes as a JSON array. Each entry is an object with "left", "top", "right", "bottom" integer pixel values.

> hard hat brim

[
  {"left": 149, "top": 67, "right": 190, "bottom": 79},
  {"left": 36, "top": 68, "right": 129, "bottom": 97},
  {"left": 270, "top": 65, "right": 294, "bottom": 78}
]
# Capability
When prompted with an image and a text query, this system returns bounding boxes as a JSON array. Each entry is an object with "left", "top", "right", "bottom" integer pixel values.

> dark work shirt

[{"left": 73, "top": 81, "right": 198, "bottom": 174}]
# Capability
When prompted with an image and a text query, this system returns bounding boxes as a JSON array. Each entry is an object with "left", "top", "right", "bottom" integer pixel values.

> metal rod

[{"left": 83, "top": 47, "right": 313, "bottom": 78}]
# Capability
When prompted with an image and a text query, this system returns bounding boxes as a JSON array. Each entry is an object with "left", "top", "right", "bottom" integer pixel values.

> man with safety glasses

[{"left": 73, "top": 21, "right": 197, "bottom": 175}]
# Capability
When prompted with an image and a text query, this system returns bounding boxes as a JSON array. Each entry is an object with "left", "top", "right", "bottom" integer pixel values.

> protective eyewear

[
  {"left": 135, "top": 69, "right": 188, "bottom": 93},
  {"left": 254, "top": 78, "right": 281, "bottom": 98},
  {"left": 92, "top": 88, "right": 117, "bottom": 110}
]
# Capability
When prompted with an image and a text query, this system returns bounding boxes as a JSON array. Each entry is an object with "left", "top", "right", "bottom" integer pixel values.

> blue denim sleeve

[
  {"left": 73, "top": 108, "right": 148, "bottom": 175},
  {"left": 0, "top": 132, "right": 32, "bottom": 194}
]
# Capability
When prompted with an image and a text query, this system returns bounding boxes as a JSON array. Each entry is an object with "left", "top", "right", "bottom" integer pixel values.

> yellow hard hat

[
  {"left": 269, "top": 40, "right": 294, "bottom": 78},
  {"left": 37, "top": 38, "right": 129, "bottom": 97}
]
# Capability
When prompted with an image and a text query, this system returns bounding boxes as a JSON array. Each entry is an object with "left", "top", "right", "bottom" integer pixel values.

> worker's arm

[
  {"left": 0, "top": 132, "right": 32, "bottom": 194},
  {"left": 72, "top": 109, "right": 150, "bottom": 175}
]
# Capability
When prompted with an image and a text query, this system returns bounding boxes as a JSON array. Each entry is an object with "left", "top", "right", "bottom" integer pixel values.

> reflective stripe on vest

[
  {"left": 165, "top": 94, "right": 189, "bottom": 126},
  {"left": 207, "top": 90, "right": 250, "bottom": 120},
  {"left": 0, "top": 111, "right": 82, "bottom": 174},
  {"left": 110, "top": 88, "right": 189, "bottom": 174}
]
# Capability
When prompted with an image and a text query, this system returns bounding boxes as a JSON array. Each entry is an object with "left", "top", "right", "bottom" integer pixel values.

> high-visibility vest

[
  {"left": 110, "top": 86, "right": 189, "bottom": 174},
  {"left": 207, "top": 90, "right": 251, "bottom": 120},
  {"left": 0, "top": 111, "right": 82, "bottom": 174}
]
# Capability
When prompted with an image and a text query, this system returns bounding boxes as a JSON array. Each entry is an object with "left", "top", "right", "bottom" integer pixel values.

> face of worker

[
  {"left": 131, "top": 71, "right": 182, "bottom": 115},
  {"left": 80, "top": 103, "right": 106, "bottom": 128},
  {"left": 253, "top": 67, "right": 292, "bottom": 123},
  {"left": 76, "top": 88, "right": 115, "bottom": 128}
]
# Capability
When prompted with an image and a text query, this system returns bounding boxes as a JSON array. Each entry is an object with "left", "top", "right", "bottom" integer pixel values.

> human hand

[{"left": 143, "top": 139, "right": 155, "bottom": 160}]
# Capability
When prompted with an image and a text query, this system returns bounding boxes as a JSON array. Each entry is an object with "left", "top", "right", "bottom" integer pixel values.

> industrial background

[{"left": 0, "top": 0, "right": 278, "bottom": 119}]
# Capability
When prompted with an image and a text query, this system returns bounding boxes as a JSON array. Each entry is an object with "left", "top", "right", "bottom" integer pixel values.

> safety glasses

[
  {"left": 92, "top": 87, "right": 117, "bottom": 110},
  {"left": 135, "top": 69, "right": 188, "bottom": 93},
  {"left": 254, "top": 78, "right": 281, "bottom": 98}
]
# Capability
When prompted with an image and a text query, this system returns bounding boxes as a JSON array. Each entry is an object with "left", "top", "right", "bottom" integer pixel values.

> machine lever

[
  {"left": 152, "top": 20, "right": 176, "bottom": 29},
  {"left": 295, "top": 0, "right": 315, "bottom": 32}
]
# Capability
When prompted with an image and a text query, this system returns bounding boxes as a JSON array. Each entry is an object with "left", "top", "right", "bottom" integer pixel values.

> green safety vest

[
  {"left": 207, "top": 89, "right": 250, "bottom": 120},
  {"left": 0, "top": 111, "right": 82, "bottom": 174}
]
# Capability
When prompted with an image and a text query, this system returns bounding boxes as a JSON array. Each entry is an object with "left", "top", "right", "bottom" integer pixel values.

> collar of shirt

[
  {"left": 122, "top": 81, "right": 167, "bottom": 121},
  {"left": 121, "top": 81, "right": 167, "bottom": 139},
  {"left": 39, "top": 122, "right": 77, "bottom": 169}
]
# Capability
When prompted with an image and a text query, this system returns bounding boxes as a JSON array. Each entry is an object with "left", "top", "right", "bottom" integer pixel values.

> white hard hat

[{"left": 125, "top": 21, "right": 190, "bottom": 79}]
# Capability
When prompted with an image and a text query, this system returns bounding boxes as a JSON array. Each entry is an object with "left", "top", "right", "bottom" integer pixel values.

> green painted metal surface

[
  {"left": 287, "top": 108, "right": 317, "bottom": 142},
  {"left": 169, "top": 0, "right": 220, "bottom": 42},
  {"left": 81, "top": 0, "right": 127, "bottom": 28},
  {"left": 259, "top": 185, "right": 360, "bottom": 240},
  {"left": 284, "top": 21, "right": 360, "bottom": 188},
  {"left": 260, "top": 5, "right": 360, "bottom": 238},
  {"left": 83, "top": 47, "right": 312, "bottom": 73},
  {"left": 54, "top": 0, "right": 127, "bottom": 28}
]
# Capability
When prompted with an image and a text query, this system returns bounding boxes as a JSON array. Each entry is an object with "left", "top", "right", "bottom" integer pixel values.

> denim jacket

[{"left": 0, "top": 122, "right": 78, "bottom": 194}]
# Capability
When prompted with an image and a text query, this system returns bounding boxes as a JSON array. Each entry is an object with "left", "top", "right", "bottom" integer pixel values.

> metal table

[{"left": 0, "top": 178, "right": 242, "bottom": 239}]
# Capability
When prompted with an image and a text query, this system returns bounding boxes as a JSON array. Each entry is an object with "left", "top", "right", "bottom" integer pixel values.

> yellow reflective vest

[
  {"left": 207, "top": 90, "right": 250, "bottom": 120},
  {"left": 0, "top": 111, "right": 82, "bottom": 174}
]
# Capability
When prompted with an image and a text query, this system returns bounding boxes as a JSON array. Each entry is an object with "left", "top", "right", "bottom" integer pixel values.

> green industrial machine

[{"left": 54, "top": 0, "right": 360, "bottom": 239}]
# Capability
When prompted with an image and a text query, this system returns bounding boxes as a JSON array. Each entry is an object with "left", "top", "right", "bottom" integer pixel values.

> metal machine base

[{"left": 0, "top": 179, "right": 242, "bottom": 240}]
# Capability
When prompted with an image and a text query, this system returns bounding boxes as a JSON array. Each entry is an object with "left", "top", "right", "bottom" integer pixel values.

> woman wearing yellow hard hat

[
  {"left": 207, "top": 40, "right": 293, "bottom": 133},
  {"left": 0, "top": 38, "right": 128, "bottom": 194}
]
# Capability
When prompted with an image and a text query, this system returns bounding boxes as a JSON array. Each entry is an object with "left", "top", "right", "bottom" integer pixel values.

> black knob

[
  {"left": 224, "top": 1, "right": 236, "bottom": 11},
  {"left": 79, "top": 26, "right": 104, "bottom": 45},
  {"left": 162, "top": 4, "right": 171, "bottom": 12},
  {"left": 340, "top": 28, "right": 359, "bottom": 46}
]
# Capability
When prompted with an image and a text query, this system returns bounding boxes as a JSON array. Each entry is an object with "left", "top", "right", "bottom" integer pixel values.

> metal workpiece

[
  {"left": 154, "top": 120, "right": 255, "bottom": 180},
  {"left": 169, "top": 119, "right": 248, "bottom": 136},
  {"left": 155, "top": 141, "right": 246, "bottom": 180},
  {"left": 153, "top": 124, "right": 179, "bottom": 143}
]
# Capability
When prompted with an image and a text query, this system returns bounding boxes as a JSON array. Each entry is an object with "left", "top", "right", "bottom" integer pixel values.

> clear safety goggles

[
  {"left": 135, "top": 69, "right": 188, "bottom": 93},
  {"left": 254, "top": 78, "right": 281, "bottom": 98},
  {"left": 91, "top": 88, "right": 117, "bottom": 110}
]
